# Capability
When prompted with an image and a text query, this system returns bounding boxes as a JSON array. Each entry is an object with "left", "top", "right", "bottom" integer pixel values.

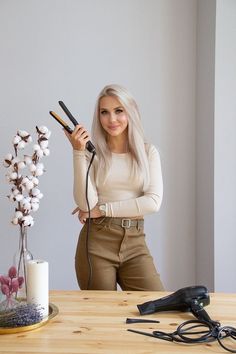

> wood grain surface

[{"left": 0, "top": 290, "right": 235, "bottom": 354}]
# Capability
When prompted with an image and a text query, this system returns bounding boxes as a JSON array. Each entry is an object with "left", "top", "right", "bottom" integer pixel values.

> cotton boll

[
  {"left": 38, "top": 126, "right": 49, "bottom": 134},
  {"left": 3, "top": 160, "right": 10, "bottom": 167},
  {"left": 17, "top": 141, "right": 26, "bottom": 149},
  {"left": 40, "top": 140, "right": 49, "bottom": 149},
  {"left": 37, "top": 163, "right": 44, "bottom": 170},
  {"left": 3, "top": 154, "right": 13, "bottom": 167},
  {"left": 12, "top": 217, "right": 19, "bottom": 225},
  {"left": 35, "top": 168, "right": 43, "bottom": 177},
  {"left": 12, "top": 157, "right": 19, "bottom": 164},
  {"left": 23, "top": 202, "right": 31, "bottom": 211},
  {"left": 20, "top": 197, "right": 28, "bottom": 207},
  {"left": 22, "top": 177, "right": 29, "bottom": 184},
  {"left": 31, "top": 203, "right": 39, "bottom": 212},
  {"left": 43, "top": 148, "right": 50, "bottom": 156},
  {"left": 33, "top": 144, "right": 40, "bottom": 151},
  {"left": 13, "top": 189, "right": 20, "bottom": 196},
  {"left": 31, "top": 177, "right": 39, "bottom": 185},
  {"left": 12, "top": 157, "right": 20, "bottom": 165},
  {"left": 12, "top": 136, "right": 21, "bottom": 145},
  {"left": 26, "top": 136, "right": 32, "bottom": 143},
  {"left": 10, "top": 172, "right": 18, "bottom": 180},
  {"left": 15, "top": 194, "right": 24, "bottom": 202},
  {"left": 37, "top": 193, "right": 43, "bottom": 199},
  {"left": 31, "top": 188, "right": 40, "bottom": 196},
  {"left": 29, "top": 164, "right": 37, "bottom": 172},
  {"left": 15, "top": 211, "right": 23, "bottom": 219},
  {"left": 21, "top": 216, "right": 29, "bottom": 226},
  {"left": 5, "top": 175, "right": 11, "bottom": 183},
  {"left": 9, "top": 194, "right": 15, "bottom": 202},
  {"left": 31, "top": 197, "right": 39, "bottom": 204},
  {"left": 24, "top": 156, "right": 32, "bottom": 165},
  {"left": 22, "top": 215, "right": 34, "bottom": 227},
  {"left": 45, "top": 131, "right": 51, "bottom": 139},
  {"left": 36, "top": 149, "right": 44, "bottom": 158},
  {"left": 25, "top": 181, "right": 34, "bottom": 191},
  {"left": 18, "top": 130, "right": 29, "bottom": 138},
  {"left": 5, "top": 153, "right": 13, "bottom": 161},
  {"left": 18, "top": 161, "right": 26, "bottom": 170}
]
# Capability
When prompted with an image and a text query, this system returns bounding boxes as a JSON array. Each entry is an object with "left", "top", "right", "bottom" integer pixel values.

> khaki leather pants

[{"left": 75, "top": 217, "right": 164, "bottom": 291}]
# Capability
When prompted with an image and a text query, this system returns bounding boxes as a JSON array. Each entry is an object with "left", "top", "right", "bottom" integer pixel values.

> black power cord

[
  {"left": 84, "top": 151, "right": 96, "bottom": 290},
  {"left": 128, "top": 317, "right": 236, "bottom": 353}
]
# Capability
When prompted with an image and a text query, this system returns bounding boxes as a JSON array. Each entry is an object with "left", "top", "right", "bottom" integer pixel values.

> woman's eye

[
  {"left": 115, "top": 109, "right": 123, "bottom": 114},
  {"left": 100, "top": 110, "right": 108, "bottom": 115}
]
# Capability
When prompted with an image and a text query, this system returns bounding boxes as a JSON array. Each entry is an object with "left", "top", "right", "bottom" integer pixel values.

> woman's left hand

[{"left": 72, "top": 205, "right": 102, "bottom": 224}]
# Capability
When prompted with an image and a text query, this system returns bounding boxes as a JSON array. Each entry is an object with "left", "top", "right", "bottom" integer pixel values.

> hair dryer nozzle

[{"left": 137, "top": 286, "right": 209, "bottom": 316}]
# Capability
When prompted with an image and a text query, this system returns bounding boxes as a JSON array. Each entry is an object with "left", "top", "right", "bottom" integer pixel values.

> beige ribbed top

[{"left": 73, "top": 144, "right": 163, "bottom": 218}]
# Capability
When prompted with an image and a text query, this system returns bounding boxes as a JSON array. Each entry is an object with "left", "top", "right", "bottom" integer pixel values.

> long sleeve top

[{"left": 73, "top": 144, "right": 163, "bottom": 218}]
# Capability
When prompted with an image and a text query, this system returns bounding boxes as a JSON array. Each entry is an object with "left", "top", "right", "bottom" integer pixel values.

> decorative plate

[{"left": 0, "top": 303, "right": 59, "bottom": 334}]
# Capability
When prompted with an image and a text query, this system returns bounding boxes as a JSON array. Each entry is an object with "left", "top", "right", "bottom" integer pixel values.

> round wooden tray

[{"left": 0, "top": 303, "right": 59, "bottom": 334}]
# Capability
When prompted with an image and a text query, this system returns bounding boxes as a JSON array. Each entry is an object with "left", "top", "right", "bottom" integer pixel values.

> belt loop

[{"left": 137, "top": 219, "right": 143, "bottom": 231}]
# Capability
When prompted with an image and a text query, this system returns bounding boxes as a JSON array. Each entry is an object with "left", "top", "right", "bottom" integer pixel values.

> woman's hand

[
  {"left": 72, "top": 205, "right": 102, "bottom": 224},
  {"left": 64, "top": 124, "right": 90, "bottom": 151}
]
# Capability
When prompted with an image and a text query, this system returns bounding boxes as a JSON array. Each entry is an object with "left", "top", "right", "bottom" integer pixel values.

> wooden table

[{"left": 0, "top": 290, "right": 236, "bottom": 353}]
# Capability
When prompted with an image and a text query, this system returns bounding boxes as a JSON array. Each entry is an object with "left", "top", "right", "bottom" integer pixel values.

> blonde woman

[{"left": 65, "top": 84, "right": 164, "bottom": 291}]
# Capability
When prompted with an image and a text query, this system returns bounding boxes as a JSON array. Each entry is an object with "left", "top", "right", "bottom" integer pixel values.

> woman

[{"left": 65, "top": 84, "right": 164, "bottom": 291}]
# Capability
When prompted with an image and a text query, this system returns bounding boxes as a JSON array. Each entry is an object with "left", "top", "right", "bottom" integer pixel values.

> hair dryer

[{"left": 137, "top": 286, "right": 214, "bottom": 323}]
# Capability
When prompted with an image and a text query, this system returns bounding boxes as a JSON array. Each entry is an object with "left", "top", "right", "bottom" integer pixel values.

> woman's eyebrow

[{"left": 100, "top": 106, "right": 123, "bottom": 111}]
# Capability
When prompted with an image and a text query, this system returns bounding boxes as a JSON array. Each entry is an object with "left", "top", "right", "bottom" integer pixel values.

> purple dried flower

[
  {"left": 11, "top": 278, "right": 19, "bottom": 293},
  {"left": 18, "top": 276, "right": 24, "bottom": 288},
  {"left": 0, "top": 276, "right": 10, "bottom": 286},
  {"left": 8, "top": 266, "right": 17, "bottom": 279},
  {"left": 1, "top": 284, "right": 10, "bottom": 296},
  {"left": 0, "top": 303, "right": 43, "bottom": 327},
  {"left": 0, "top": 266, "right": 24, "bottom": 298}
]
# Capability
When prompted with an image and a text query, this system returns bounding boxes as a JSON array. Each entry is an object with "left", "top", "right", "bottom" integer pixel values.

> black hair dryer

[{"left": 137, "top": 286, "right": 214, "bottom": 323}]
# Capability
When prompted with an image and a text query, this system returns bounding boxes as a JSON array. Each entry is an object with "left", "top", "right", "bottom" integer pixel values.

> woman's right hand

[{"left": 64, "top": 124, "right": 91, "bottom": 151}]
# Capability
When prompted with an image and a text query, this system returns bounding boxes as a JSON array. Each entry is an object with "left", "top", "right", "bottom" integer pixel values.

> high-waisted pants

[{"left": 75, "top": 217, "right": 164, "bottom": 291}]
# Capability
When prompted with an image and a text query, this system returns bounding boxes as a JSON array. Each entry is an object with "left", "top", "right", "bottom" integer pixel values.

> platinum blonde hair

[{"left": 91, "top": 84, "right": 150, "bottom": 191}]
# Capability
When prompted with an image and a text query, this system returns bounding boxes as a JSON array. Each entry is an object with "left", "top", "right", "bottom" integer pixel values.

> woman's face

[{"left": 99, "top": 96, "right": 128, "bottom": 138}]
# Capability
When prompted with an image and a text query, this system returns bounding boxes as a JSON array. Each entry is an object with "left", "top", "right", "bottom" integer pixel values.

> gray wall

[
  {"left": 195, "top": 0, "right": 236, "bottom": 292},
  {"left": 0, "top": 0, "right": 235, "bottom": 292},
  {"left": 195, "top": 0, "right": 216, "bottom": 290},
  {"left": 214, "top": 0, "right": 236, "bottom": 292}
]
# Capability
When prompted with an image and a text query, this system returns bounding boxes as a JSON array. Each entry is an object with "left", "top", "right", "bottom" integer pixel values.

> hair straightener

[{"left": 49, "top": 101, "right": 96, "bottom": 154}]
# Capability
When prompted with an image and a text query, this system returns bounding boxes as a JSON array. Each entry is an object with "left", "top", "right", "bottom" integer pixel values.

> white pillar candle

[{"left": 26, "top": 260, "right": 49, "bottom": 317}]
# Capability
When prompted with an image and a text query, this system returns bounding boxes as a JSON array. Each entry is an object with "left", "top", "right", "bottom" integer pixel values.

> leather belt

[{"left": 93, "top": 217, "right": 144, "bottom": 229}]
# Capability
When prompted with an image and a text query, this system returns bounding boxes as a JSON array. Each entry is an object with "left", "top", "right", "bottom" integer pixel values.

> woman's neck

[{"left": 107, "top": 136, "right": 129, "bottom": 153}]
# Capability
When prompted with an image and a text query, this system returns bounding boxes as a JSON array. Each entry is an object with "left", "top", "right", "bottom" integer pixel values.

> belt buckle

[{"left": 121, "top": 219, "right": 131, "bottom": 228}]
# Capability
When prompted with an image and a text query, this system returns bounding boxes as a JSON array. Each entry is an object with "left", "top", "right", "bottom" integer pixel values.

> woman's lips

[{"left": 108, "top": 125, "right": 120, "bottom": 130}]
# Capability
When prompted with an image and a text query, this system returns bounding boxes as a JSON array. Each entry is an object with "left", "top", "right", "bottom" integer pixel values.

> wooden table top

[{"left": 0, "top": 290, "right": 236, "bottom": 353}]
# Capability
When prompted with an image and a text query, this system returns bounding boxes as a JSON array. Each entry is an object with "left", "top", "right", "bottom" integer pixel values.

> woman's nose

[{"left": 109, "top": 113, "right": 116, "bottom": 122}]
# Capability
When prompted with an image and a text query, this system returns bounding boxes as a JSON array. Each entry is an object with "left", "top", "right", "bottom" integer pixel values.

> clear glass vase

[
  {"left": 0, "top": 297, "right": 20, "bottom": 312},
  {"left": 13, "top": 225, "right": 33, "bottom": 301}
]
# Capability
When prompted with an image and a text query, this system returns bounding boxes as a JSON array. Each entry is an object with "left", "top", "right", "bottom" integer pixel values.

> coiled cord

[{"left": 129, "top": 319, "right": 236, "bottom": 353}]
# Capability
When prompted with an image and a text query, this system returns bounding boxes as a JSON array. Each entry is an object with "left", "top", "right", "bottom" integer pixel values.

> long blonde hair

[{"left": 91, "top": 84, "right": 150, "bottom": 191}]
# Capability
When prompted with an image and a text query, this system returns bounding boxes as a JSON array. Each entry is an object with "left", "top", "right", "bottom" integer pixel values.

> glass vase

[
  {"left": 0, "top": 297, "right": 20, "bottom": 312},
  {"left": 13, "top": 225, "right": 33, "bottom": 301}
]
